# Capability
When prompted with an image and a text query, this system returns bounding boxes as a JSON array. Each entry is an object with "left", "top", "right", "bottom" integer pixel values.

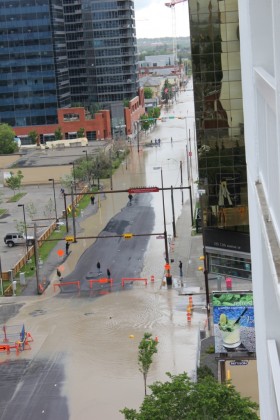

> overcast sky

[{"left": 134, "top": 0, "right": 190, "bottom": 39}]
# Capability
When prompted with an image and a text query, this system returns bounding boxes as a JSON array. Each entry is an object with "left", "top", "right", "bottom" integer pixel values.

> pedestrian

[
  {"left": 179, "top": 260, "right": 183, "bottom": 277},
  {"left": 97, "top": 261, "right": 101, "bottom": 274},
  {"left": 171, "top": 137, "right": 173, "bottom": 143},
  {"left": 60, "top": 188, "right": 65, "bottom": 197},
  {"left": 158, "top": 138, "right": 161, "bottom": 146},
  {"left": 128, "top": 193, "right": 133, "bottom": 204},
  {"left": 107, "top": 268, "right": 111, "bottom": 279},
  {"left": 66, "top": 241, "right": 70, "bottom": 256},
  {"left": 90, "top": 195, "right": 95, "bottom": 205},
  {"left": 57, "top": 268, "right": 62, "bottom": 281}
]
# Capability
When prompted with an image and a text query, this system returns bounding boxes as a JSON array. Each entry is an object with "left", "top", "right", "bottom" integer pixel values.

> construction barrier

[
  {"left": 53, "top": 281, "right": 80, "bottom": 291},
  {"left": 88, "top": 278, "right": 113, "bottom": 288},
  {"left": 0, "top": 324, "right": 33, "bottom": 355},
  {"left": 121, "top": 278, "right": 148, "bottom": 287}
]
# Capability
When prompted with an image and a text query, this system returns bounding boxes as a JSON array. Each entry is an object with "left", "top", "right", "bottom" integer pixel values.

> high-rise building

[
  {"left": 0, "top": 0, "right": 71, "bottom": 127},
  {"left": 239, "top": 0, "right": 280, "bottom": 417},
  {"left": 188, "top": 0, "right": 250, "bottom": 281},
  {"left": 0, "top": 0, "right": 139, "bottom": 130},
  {"left": 63, "top": 0, "right": 138, "bottom": 118}
]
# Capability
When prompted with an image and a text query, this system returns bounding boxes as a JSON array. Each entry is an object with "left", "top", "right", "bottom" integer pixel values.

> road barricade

[
  {"left": 53, "top": 281, "right": 80, "bottom": 291},
  {"left": 121, "top": 278, "right": 148, "bottom": 287},
  {"left": 88, "top": 278, "right": 113, "bottom": 288}
]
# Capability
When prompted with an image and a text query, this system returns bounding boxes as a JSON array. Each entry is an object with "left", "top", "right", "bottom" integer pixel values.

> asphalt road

[
  {"left": 62, "top": 193, "right": 155, "bottom": 293},
  {"left": 0, "top": 193, "right": 156, "bottom": 420}
]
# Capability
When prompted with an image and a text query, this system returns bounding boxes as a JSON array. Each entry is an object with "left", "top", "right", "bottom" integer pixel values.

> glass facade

[
  {"left": 189, "top": 0, "right": 248, "bottom": 230},
  {"left": 64, "top": 0, "right": 139, "bottom": 108},
  {"left": 188, "top": 0, "right": 250, "bottom": 275},
  {"left": 0, "top": 0, "right": 71, "bottom": 127}
]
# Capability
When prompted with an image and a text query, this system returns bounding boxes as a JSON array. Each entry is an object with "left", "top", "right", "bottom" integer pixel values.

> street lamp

[
  {"left": 82, "top": 150, "right": 90, "bottom": 187},
  {"left": 167, "top": 158, "right": 184, "bottom": 205},
  {"left": 154, "top": 166, "right": 172, "bottom": 284},
  {"left": 69, "top": 161, "right": 76, "bottom": 194},
  {"left": 48, "top": 178, "right": 58, "bottom": 222},
  {"left": 18, "top": 204, "right": 28, "bottom": 254}
]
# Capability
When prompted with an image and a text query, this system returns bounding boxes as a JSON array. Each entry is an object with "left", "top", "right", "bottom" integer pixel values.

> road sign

[
  {"left": 128, "top": 187, "right": 159, "bottom": 193},
  {"left": 123, "top": 233, "right": 133, "bottom": 239},
  {"left": 65, "top": 236, "right": 74, "bottom": 242}
]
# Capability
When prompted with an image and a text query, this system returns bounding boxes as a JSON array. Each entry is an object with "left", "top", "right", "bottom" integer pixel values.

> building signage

[
  {"left": 128, "top": 187, "right": 159, "bottom": 193},
  {"left": 204, "top": 228, "right": 250, "bottom": 253},
  {"left": 212, "top": 291, "right": 255, "bottom": 354},
  {"left": 229, "top": 360, "right": 248, "bottom": 366}
]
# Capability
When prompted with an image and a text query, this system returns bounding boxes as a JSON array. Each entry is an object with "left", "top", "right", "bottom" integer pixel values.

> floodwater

[{"left": 0, "top": 88, "right": 204, "bottom": 419}]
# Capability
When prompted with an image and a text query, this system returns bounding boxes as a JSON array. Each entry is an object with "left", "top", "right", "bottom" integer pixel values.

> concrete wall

[{"left": 239, "top": 0, "right": 280, "bottom": 417}]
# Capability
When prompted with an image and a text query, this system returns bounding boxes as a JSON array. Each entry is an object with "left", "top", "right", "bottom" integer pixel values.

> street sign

[
  {"left": 65, "top": 236, "right": 74, "bottom": 242},
  {"left": 128, "top": 187, "right": 159, "bottom": 193},
  {"left": 123, "top": 233, "right": 133, "bottom": 239}
]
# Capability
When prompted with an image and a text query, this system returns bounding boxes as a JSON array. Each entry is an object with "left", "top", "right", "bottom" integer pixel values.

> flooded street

[{"left": 0, "top": 88, "right": 204, "bottom": 419}]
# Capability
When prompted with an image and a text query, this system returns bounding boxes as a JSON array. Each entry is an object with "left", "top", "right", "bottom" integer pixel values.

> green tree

[
  {"left": 121, "top": 372, "right": 259, "bottom": 420},
  {"left": 26, "top": 202, "right": 37, "bottom": 221},
  {"left": 161, "top": 79, "right": 174, "bottom": 103},
  {"left": 28, "top": 130, "right": 39, "bottom": 145},
  {"left": 54, "top": 127, "right": 63, "bottom": 140},
  {"left": 144, "top": 87, "right": 153, "bottom": 99},
  {"left": 6, "top": 170, "right": 24, "bottom": 195},
  {"left": 138, "top": 333, "right": 158, "bottom": 396},
  {"left": 0, "top": 123, "right": 18, "bottom": 154},
  {"left": 139, "top": 114, "right": 151, "bottom": 133},
  {"left": 77, "top": 127, "right": 85, "bottom": 138}
]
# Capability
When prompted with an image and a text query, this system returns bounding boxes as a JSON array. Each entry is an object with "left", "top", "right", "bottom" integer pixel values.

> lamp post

[
  {"left": 167, "top": 158, "right": 184, "bottom": 205},
  {"left": 160, "top": 168, "right": 172, "bottom": 286},
  {"left": 82, "top": 150, "right": 90, "bottom": 187},
  {"left": 18, "top": 204, "right": 28, "bottom": 254},
  {"left": 48, "top": 178, "right": 58, "bottom": 222},
  {"left": 69, "top": 161, "right": 76, "bottom": 194}
]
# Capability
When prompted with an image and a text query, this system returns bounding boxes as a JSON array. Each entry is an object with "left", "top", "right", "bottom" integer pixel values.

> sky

[{"left": 134, "top": 0, "right": 190, "bottom": 39}]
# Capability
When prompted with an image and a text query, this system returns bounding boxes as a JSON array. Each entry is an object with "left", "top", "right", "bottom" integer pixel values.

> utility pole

[
  {"left": 33, "top": 222, "right": 40, "bottom": 295},
  {"left": 71, "top": 183, "right": 77, "bottom": 242}
]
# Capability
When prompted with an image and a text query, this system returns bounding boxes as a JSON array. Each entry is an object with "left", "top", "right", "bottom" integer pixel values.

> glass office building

[
  {"left": 0, "top": 0, "right": 71, "bottom": 127},
  {"left": 188, "top": 0, "right": 250, "bottom": 279}
]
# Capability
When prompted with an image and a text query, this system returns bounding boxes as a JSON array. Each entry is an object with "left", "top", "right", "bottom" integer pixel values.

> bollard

[{"left": 226, "top": 277, "right": 232, "bottom": 290}]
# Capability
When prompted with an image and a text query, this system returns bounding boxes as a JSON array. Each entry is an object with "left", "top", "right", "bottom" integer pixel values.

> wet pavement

[{"left": 0, "top": 86, "right": 254, "bottom": 419}]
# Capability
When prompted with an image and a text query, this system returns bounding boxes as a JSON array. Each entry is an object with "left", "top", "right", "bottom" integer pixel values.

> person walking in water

[
  {"left": 179, "top": 260, "right": 183, "bottom": 277},
  {"left": 97, "top": 261, "right": 101, "bottom": 274},
  {"left": 107, "top": 268, "right": 111, "bottom": 279}
]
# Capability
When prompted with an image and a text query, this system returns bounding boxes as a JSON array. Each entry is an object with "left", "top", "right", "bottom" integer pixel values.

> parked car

[{"left": 4, "top": 233, "right": 34, "bottom": 247}]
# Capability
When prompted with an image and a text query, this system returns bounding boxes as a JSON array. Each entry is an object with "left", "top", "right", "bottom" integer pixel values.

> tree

[
  {"left": 138, "top": 333, "right": 158, "bottom": 396},
  {"left": 144, "top": 87, "right": 153, "bottom": 99},
  {"left": 54, "top": 127, "right": 63, "bottom": 140},
  {"left": 139, "top": 114, "right": 151, "bottom": 133},
  {"left": 0, "top": 123, "right": 18, "bottom": 154},
  {"left": 26, "top": 202, "right": 37, "bottom": 221},
  {"left": 28, "top": 130, "right": 39, "bottom": 145},
  {"left": 77, "top": 127, "right": 85, "bottom": 138},
  {"left": 121, "top": 372, "right": 259, "bottom": 420},
  {"left": 6, "top": 170, "right": 24, "bottom": 195}
]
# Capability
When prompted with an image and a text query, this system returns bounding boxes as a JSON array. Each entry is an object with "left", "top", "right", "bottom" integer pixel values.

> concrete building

[{"left": 239, "top": 0, "right": 280, "bottom": 417}]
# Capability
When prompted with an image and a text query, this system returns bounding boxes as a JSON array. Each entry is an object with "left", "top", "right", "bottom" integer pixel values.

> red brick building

[{"left": 14, "top": 108, "right": 111, "bottom": 143}]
